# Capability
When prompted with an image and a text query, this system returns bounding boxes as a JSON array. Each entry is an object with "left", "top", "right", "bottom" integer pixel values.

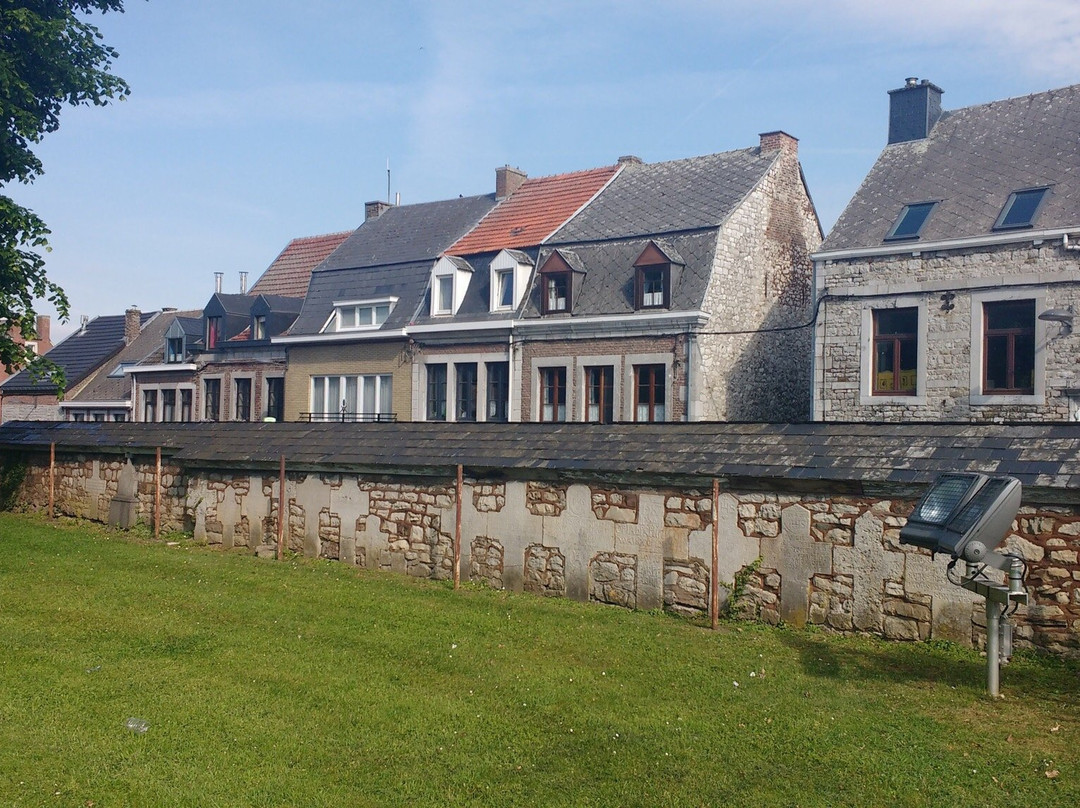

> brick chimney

[
  {"left": 495, "top": 165, "right": 527, "bottom": 200},
  {"left": 34, "top": 314, "right": 51, "bottom": 353},
  {"left": 759, "top": 131, "right": 798, "bottom": 155},
  {"left": 365, "top": 200, "right": 394, "bottom": 220},
  {"left": 888, "top": 77, "right": 943, "bottom": 144},
  {"left": 617, "top": 155, "right": 643, "bottom": 166},
  {"left": 124, "top": 307, "right": 141, "bottom": 344}
]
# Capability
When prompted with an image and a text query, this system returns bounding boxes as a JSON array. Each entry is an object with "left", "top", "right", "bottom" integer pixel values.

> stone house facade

[{"left": 813, "top": 79, "right": 1080, "bottom": 422}]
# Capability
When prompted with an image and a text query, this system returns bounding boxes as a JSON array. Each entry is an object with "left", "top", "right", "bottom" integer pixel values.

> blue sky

[{"left": 16, "top": 0, "right": 1080, "bottom": 339}]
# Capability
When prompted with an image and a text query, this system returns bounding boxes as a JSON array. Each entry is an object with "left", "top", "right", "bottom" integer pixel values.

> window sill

[{"left": 970, "top": 393, "right": 1042, "bottom": 406}]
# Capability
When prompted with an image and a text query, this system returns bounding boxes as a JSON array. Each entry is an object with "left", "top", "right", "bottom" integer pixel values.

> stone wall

[
  {"left": 815, "top": 240, "right": 1080, "bottom": 421},
  {"left": 6, "top": 449, "right": 1079, "bottom": 658},
  {"left": 696, "top": 142, "right": 820, "bottom": 422}
]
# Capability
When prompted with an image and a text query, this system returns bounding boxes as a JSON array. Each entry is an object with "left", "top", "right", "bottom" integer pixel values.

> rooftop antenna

[{"left": 387, "top": 158, "right": 391, "bottom": 205}]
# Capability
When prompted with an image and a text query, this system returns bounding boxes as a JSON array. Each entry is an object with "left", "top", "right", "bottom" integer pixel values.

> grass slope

[{"left": 0, "top": 512, "right": 1077, "bottom": 807}]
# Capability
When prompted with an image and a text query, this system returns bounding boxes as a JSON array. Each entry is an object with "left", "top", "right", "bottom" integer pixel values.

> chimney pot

[
  {"left": 495, "top": 165, "right": 527, "bottom": 200},
  {"left": 888, "top": 78, "right": 943, "bottom": 144},
  {"left": 214, "top": 271, "right": 223, "bottom": 294},
  {"left": 240, "top": 271, "right": 248, "bottom": 294},
  {"left": 124, "top": 307, "right": 141, "bottom": 344}
]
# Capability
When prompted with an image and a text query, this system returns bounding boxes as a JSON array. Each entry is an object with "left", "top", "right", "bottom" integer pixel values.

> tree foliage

[{"left": 0, "top": 1, "right": 132, "bottom": 389}]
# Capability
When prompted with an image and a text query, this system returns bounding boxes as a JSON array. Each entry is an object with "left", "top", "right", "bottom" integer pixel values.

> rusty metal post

[
  {"left": 48, "top": 442, "right": 55, "bottom": 519},
  {"left": 454, "top": 464, "right": 463, "bottom": 589},
  {"left": 154, "top": 447, "right": 162, "bottom": 539},
  {"left": 711, "top": 477, "right": 720, "bottom": 630},
  {"left": 277, "top": 454, "right": 286, "bottom": 561}
]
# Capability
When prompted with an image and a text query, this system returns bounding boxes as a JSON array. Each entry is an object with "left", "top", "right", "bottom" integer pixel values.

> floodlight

[{"left": 900, "top": 472, "right": 1021, "bottom": 561}]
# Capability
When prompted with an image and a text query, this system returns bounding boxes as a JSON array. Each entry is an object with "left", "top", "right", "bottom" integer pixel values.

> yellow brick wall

[{"left": 284, "top": 340, "right": 413, "bottom": 421}]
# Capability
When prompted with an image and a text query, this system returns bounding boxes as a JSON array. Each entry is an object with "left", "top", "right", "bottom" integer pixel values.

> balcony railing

[{"left": 298, "top": 412, "right": 397, "bottom": 423}]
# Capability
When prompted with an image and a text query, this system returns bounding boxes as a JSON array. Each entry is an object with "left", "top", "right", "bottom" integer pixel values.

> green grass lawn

[{"left": 0, "top": 512, "right": 1077, "bottom": 807}]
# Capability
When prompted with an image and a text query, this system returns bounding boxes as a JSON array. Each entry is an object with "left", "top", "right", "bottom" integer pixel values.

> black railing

[{"left": 298, "top": 412, "right": 397, "bottom": 423}]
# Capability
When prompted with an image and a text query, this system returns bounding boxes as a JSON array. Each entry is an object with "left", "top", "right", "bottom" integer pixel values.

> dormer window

[
  {"left": 994, "top": 187, "right": 1049, "bottom": 230},
  {"left": 252, "top": 315, "right": 266, "bottom": 340},
  {"left": 206, "top": 316, "right": 221, "bottom": 349},
  {"left": 166, "top": 336, "right": 185, "bottom": 363},
  {"left": 436, "top": 276, "right": 454, "bottom": 314},
  {"left": 633, "top": 241, "right": 681, "bottom": 311},
  {"left": 329, "top": 298, "right": 396, "bottom": 332},
  {"left": 637, "top": 266, "right": 667, "bottom": 308},
  {"left": 885, "top": 201, "right": 936, "bottom": 241},
  {"left": 488, "top": 249, "right": 533, "bottom": 312},
  {"left": 537, "top": 249, "right": 584, "bottom": 316},
  {"left": 544, "top": 273, "right": 569, "bottom": 313},
  {"left": 430, "top": 256, "right": 473, "bottom": 316}
]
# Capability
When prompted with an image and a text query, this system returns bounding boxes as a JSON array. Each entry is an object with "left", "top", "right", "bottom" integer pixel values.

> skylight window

[
  {"left": 994, "top": 187, "right": 1049, "bottom": 230},
  {"left": 885, "top": 201, "right": 936, "bottom": 241}
]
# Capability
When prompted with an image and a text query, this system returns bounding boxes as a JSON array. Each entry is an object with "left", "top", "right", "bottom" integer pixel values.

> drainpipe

[
  {"left": 507, "top": 329, "right": 516, "bottom": 422},
  {"left": 685, "top": 332, "right": 695, "bottom": 422},
  {"left": 1063, "top": 234, "right": 1080, "bottom": 252}
]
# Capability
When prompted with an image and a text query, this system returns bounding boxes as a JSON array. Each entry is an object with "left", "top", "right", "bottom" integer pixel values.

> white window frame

[
  {"left": 859, "top": 297, "right": 928, "bottom": 406},
  {"left": 327, "top": 297, "right": 397, "bottom": 333},
  {"left": 970, "top": 289, "right": 1045, "bottom": 405},
  {"left": 430, "top": 256, "right": 472, "bottom": 316},
  {"left": 488, "top": 250, "right": 532, "bottom": 312},
  {"left": 309, "top": 374, "right": 394, "bottom": 420}
]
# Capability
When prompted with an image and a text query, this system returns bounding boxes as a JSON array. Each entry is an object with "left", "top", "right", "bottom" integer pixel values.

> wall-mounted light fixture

[{"left": 1038, "top": 307, "right": 1073, "bottom": 335}]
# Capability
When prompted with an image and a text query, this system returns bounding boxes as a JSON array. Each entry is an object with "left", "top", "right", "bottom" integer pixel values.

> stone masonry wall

[
  {"left": 816, "top": 241, "right": 1080, "bottom": 422},
  {"left": 5, "top": 449, "right": 1079, "bottom": 658},
  {"left": 697, "top": 143, "right": 820, "bottom": 422}
]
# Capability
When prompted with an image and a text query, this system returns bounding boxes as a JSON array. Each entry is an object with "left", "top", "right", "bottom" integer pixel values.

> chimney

[
  {"left": 240, "top": 271, "right": 248, "bottom": 294},
  {"left": 124, "top": 307, "right": 141, "bottom": 344},
  {"left": 214, "top": 271, "right": 223, "bottom": 293},
  {"left": 758, "top": 131, "right": 798, "bottom": 155},
  {"left": 34, "top": 314, "right": 51, "bottom": 352},
  {"left": 495, "top": 165, "right": 527, "bottom": 200},
  {"left": 617, "top": 155, "right": 643, "bottom": 166},
  {"left": 365, "top": 200, "right": 393, "bottom": 220},
  {"left": 888, "top": 77, "right": 943, "bottom": 144}
]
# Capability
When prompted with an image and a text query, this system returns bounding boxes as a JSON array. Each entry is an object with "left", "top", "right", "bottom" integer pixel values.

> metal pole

[
  {"left": 711, "top": 478, "right": 720, "bottom": 630},
  {"left": 154, "top": 447, "right": 162, "bottom": 539},
  {"left": 986, "top": 599, "right": 1001, "bottom": 697},
  {"left": 276, "top": 454, "right": 286, "bottom": 561},
  {"left": 454, "top": 464, "right": 463, "bottom": 589},
  {"left": 48, "top": 442, "right": 55, "bottom": 519}
]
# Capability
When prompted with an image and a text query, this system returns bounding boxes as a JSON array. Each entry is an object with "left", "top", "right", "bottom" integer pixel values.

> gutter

[{"left": 813, "top": 227, "right": 1080, "bottom": 262}]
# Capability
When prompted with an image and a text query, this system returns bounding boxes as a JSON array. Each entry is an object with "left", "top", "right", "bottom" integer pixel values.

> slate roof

[
  {"left": 289, "top": 261, "right": 436, "bottom": 335},
  {"left": 551, "top": 148, "right": 780, "bottom": 243},
  {"left": 69, "top": 310, "right": 201, "bottom": 404},
  {"left": 0, "top": 311, "right": 156, "bottom": 396},
  {"left": 4, "top": 420, "right": 1080, "bottom": 496},
  {"left": 447, "top": 165, "right": 620, "bottom": 255},
  {"left": 521, "top": 232, "right": 718, "bottom": 318},
  {"left": 315, "top": 194, "right": 497, "bottom": 273},
  {"left": 249, "top": 231, "right": 353, "bottom": 298},
  {"left": 409, "top": 248, "right": 541, "bottom": 327},
  {"left": 821, "top": 83, "right": 1080, "bottom": 252}
]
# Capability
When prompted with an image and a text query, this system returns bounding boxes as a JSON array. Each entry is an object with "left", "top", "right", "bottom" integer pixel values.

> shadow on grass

[{"left": 777, "top": 629, "right": 985, "bottom": 690}]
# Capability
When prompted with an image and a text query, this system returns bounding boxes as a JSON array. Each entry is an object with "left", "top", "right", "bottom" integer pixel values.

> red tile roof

[
  {"left": 447, "top": 165, "right": 621, "bottom": 255},
  {"left": 249, "top": 231, "right": 352, "bottom": 298}
]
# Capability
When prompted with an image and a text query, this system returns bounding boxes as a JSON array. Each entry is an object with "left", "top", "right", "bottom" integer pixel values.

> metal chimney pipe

[
  {"left": 240, "top": 271, "right": 248, "bottom": 294},
  {"left": 214, "top": 272, "right": 223, "bottom": 293}
]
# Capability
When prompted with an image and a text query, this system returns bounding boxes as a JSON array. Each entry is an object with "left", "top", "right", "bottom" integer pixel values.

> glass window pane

[
  {"left": 327, "top": 377, "right": 340, "bottom": 414},
  {"left": 345, "top": 377, "right": 359, "bottom": 414},
  {"left": 357, "top": 307, "right": 373, "bottom": 326},
  {"left": 886, "top": 202, "right": 935, "bottom": 240},
  {"left": 311, "top": 377, "right": 325, "bottom": 414},
  {"left": 361, "top": 376, "right": 375, "bottom": 414},
  {"left": 984, "top": 334, "right": 1009, "bottom": 390},
  {"left": 438, "top": 276, "right": 454, "bottom": 312},
  {"left": 375, "top": 305, "right": 390, "bottom": 324},
  {"left": 378, "top": 375, "right": 392, "bottom": 415},
  {"left": 997, "top": 188, "right": 1047, "bottom": 229},
  {"left": 427, "top": 364, "right": 447, "bottom": 420}
]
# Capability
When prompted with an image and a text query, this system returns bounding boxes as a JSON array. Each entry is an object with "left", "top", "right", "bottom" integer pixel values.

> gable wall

[{"left": 696, "top": 148, "right": 820, "bottom": 421}]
